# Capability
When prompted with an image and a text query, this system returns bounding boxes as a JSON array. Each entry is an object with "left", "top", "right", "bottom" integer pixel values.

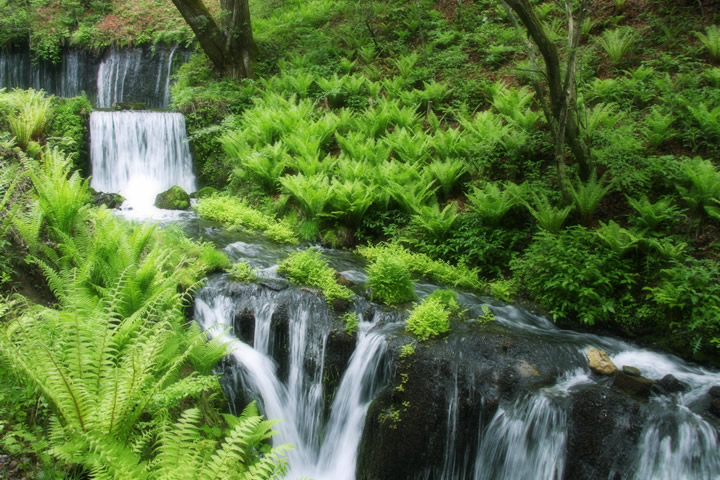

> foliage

[
  {"left": 524, "top": 193, "right": 573, "bottom": 233},
  {"left": 627, "top": 195, "right": 682, "bottom": 232},
  {"left": 2, "top": 146, "right": 286, "bottom": 478},
  {"left": 357, "top": 243, "right": 483, "bottom": 291},
  {"left": 647, "top": 258, "right": 720, "bottom": 353},
  {"left": 566, "top": 171, "right": 613, "bottom": 226},
  {"left": 195, "top": 195, "right": 299, "bottom": 245},
  {"left": 278, "top": 249, "right": 354, "bottom": 305},
  {"left": 405, "top": 296, "right": 453, "bottom": 341},
  {"left": 511, "top": 227, "right": 635, "bottom": 326},
  {"left": 366, "top": 251, "right": 416, "bottom": 305},
  {"left": 695, "top": 25, "right": 720, "bottom": 62},
  {"left": 597, "top": 27, "right": 636, "bottom": 65},
  {"left": 229, "top": 262, "right": 258, "bottom": 284},
  {"left": 675, "top": 156, "right": 720, "bottom": 216},
  {"left": 0, "top": 89, "right": 53, "bottom": 150},
  {"left": 341, "top": 312, "right": 359, "bottom": 335},
  {"left": 465, "top": 182, "right": 525, "bottom": 226}
]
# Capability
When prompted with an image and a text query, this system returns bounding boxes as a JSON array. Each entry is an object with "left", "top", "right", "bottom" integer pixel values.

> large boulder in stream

[
  {"left": 356, "top": 321, "right": 655, "bottom": 480},
  {"left": 155, "top": 185, "right": 190, "bottom": 210}
]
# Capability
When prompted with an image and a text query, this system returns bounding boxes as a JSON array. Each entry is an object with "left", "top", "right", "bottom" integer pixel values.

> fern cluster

[{"left": 1, "top": 148, "right": 288, "bottom": 479}]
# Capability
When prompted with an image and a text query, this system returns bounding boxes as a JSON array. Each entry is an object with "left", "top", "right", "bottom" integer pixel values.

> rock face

[
  {"left": 613, "top": 371, "right": 655, "bottom": 397},
  {"left": 587, "top": 347, "right": 617, "bottom": 375},
  {"left": 357, "top": 322, "right": 580, "bottom": 480},
  {"left": 155, "top": 185, "right": 190, "bottom": 210}
]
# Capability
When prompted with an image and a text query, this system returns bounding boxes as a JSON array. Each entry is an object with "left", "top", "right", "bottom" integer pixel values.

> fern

[
  {"left": 466, "top": 182, "right": 524, "bottom": 226},
  {"left": 524, "top": 194, "right": 574, "bottom": 233},
  {"left": 567, "top": 171, "right": 613, "bottom": 226},
  {"left": 696, "top": 25, "right": 720, "bottom": 62}
]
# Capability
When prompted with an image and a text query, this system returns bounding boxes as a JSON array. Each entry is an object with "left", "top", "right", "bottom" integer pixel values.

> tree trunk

[
  {"left": 171, "top": 0, "right": 254, "bottom": 79},
  {"left": 503, "top": 0, "right": 591, "bottom": 181}
]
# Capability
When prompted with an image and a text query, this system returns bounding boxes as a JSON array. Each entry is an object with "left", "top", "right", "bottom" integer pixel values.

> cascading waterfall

[
  {"left": 194, "top": 273, "right": 393, "bottom": 480},
  {"left": 89, "top": 110, "right": 196, "bottom": 210}
]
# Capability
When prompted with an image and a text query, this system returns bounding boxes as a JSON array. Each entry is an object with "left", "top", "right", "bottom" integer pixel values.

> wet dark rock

[
  {"left": 710, "top": 398, "right": 720, "bottom": 417},
  {"left": 270, "top": 303, "right": 290, "bottom": 383},
  {"left": 331, "top": 297, "right": 352, "bottom": 313},
  {"left": 613, "top": 371, "right": 654, "bottom": 397},
  {"left": 652, "top": 374, "right": 688, "bottom": 395},
  {"left": 259, "top": 279, "right": 289, "bottom": 291},
  {"left": 233, "top": 308, "right": 255, "bottom": 345},
  {"left": 323, "top": 328, "right": 356, "bottom": 419},
  {"left": 335, "top": 272, "right": 354, "bottom": 287},
  {"left": 357, "top": 322, "right": 570, "bottom": 480},
  {"left": 565, "top": 384, "right": 646, "bottom": 479},
  {"left": 90, "top": 188, "right": 124, "bottom": 209},
  {"left": 709, "top": 385, "right": 720, "bottom": 398},
  {"left": 622, "top": 365, "right": 642, "bottom": 377},
  {"left": 155, "top": 185, "right": 190, "bottom": 210}
]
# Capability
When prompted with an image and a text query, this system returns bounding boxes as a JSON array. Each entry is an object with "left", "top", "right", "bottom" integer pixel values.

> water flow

[
  {"left": 96, "top": 47, "right": 179, "bottom": 108},
  {"left": 89, "top": 110, "right": 196, "bottom": 211},
  {"left": 0, "top": 49, "right": 94, "bottom": 98},
  {"left": 194, "top": 277, "right": 391, "bottom": 480}
]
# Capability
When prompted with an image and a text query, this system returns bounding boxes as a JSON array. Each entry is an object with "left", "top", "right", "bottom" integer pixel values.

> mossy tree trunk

[
  {"left": 171, "top": 0, "right": 254, "bottom": 79},
  {"left": 503, "top": 0, "right": 592, "bottom": 183}
]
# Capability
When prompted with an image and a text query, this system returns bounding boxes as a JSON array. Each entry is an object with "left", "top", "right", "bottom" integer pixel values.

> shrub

[
  {"left": 405, "top": 297, "right": 451, "bottom": 340},
  {"left": 597, "top": 27, "right": 635, "bottom": 65},
  {"left": 511, "top": 227, "right": 635, "bottom": 326},
  {"left": 195, "top": 195, "right": 299, "bottom": 245},
  {"left": 278, "top": 248, "right": 354, "bottom": 305},
  {"left": 646, "top": 258, "right": 720, "bottom": 353},
  {"left": 0, "top": 89, "right": 53, "bottom": 150},
  {"left": 229, "top": 261, "right": 258, "bottom": 283},
  {"left": 695, "top": 25, "right": 720, "bottom": 62},
  {"left": 358, "top": 243, "right": 483, "bottom": 291},
  {"left": 366, "top": 253, "right": 416, "bottom": 305}
]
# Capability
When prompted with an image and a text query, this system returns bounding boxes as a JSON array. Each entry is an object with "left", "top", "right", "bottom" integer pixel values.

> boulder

[
  {"left": 622, "top": 365, "right": 642, "bottom": 377},
  {"left": 613, "top": 371, "right": 654, "bottom": 397},
  {"left": 710, "top": 398, "right": 720, "bottom": 417},
  {"left": 709, "top": 386, "right": 720, "bottom": 398},
  {"left": 155, "top": 185, "right": 190, "bottom": 210},
  {"left": 652, "top": 374, "right": 688, "bottom": 395},
  {"left": 587, "top": 348, "right": 617, "bottom": 375},
  {"left": 92, "top": 191, "right": 125, "bottom": 209}
]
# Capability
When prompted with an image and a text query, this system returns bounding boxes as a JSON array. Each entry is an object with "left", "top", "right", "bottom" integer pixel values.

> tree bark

[
  {"left": 503, "top": 0, "right": 591, "bottom": 181},
  {"left": 171, "top": 0, "right": 254, "bottom": 79}
]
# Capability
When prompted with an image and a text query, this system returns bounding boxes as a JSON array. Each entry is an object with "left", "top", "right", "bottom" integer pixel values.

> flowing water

[{"left": 89, "top": 110, "right": 196, "bottom": 212}]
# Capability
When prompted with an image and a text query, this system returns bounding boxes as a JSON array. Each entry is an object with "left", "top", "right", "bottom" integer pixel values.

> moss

[{"left": 155, "top": 185, "right": 190, "bottom": 210}]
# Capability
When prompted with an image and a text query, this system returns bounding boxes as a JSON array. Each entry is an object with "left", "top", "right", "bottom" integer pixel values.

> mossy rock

[
  {"left": 155, "top": 185, "right": 190, "bottom": 210},
  {"left": 191, "top": 186, "right": 219, "bottom": 199}
]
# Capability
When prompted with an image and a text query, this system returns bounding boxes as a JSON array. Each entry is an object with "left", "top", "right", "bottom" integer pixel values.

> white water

[
  {"left": 89, "top": 110, "right": 196, "bottom": 212},
  {"left": 194, "top": 278, "right": 391, "bottom": 480}
]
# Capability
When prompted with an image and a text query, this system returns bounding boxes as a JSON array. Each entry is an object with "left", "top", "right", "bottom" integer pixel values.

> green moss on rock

[{"left": 155, "top": 185, "right": 190, "bottom": 210}]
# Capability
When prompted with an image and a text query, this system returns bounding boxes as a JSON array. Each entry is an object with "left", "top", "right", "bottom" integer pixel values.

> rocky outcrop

[
  {"left": 357, "top": 322, "right": 575, "bottom": 480},
  {"left": 587, "top": 347, "right": 617, "bottom": 375},
  {"left": 155, "top": 185, "right": 190, "bottom": 210}
]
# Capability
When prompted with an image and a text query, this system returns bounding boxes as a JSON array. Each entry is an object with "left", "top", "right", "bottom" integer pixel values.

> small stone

[
  {"left": 622, "top": 365, "right": 642, "bottom": 377},
  {"left": 516, "top": 360, "right": 540, "bottom": 377},
  {"left": 155, "top": 185, "right": 190, "bottom": 210},
  {"left": 335, "top": 272, "right": 354, "bottom": 287},
  {"left": 613, "top": 371, "right": 654, "bottom": 397},
  {"left": 587, "top": 347, "right": 617, "bottom": 375},
  {"left": 709, "top": 386, "right": 720, "bottom": 398}
]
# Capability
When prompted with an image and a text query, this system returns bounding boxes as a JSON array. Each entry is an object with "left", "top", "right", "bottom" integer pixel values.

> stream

[{"left": 3, "top": 47, "right": 720, "bottom": 479}]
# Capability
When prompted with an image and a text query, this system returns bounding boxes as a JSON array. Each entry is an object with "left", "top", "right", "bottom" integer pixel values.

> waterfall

[
  {"left": 194, "top": 275, "right": 393, "bottom": 480},
  {"left": 0, "top": 46, "right": 186, "bottom": 108},
  {"left": 89, "top": 110, "right": 196, "bottom": 210},
  {"left": 96, "top": 47, "right": 182, "bottom": 108}
]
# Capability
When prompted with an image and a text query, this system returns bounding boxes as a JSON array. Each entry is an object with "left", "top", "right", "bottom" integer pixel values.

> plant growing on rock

[
  {"left": 366, "top": 252, "right": 416, "bottom": 305},
  {"left": 405, "top": 289, "right": 459, "bottom": 340},
  {"left": 278, "top": 248, "right": 354, "bottom": 306}
]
